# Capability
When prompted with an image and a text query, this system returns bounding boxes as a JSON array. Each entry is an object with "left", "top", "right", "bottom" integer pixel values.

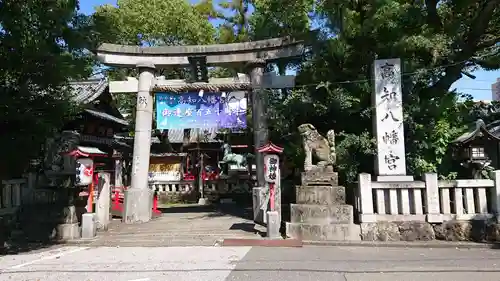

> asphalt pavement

[{"left": 1, "top": 245, "right": 500, "bottom": 281}]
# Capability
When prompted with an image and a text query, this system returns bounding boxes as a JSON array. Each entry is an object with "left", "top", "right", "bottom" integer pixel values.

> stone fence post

[
  {"left": 358, "top": 173, "right": 376, "bottom": 223},
  {"left": 424, "top": 173, "right": 442, "bottom": 223},
  {"left": 95, "top": 172, "right": 111, "bottom": 231},
  {"left": 491, "top": 170, "right": 500, "bottom": 222}
]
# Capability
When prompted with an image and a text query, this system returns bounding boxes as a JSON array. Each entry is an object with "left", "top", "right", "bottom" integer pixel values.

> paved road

[{"left": 1, "top": 245, "right": 500, "bottom": 281}]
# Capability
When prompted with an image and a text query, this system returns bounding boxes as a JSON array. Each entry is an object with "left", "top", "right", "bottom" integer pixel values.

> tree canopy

[
  {"left": 2, "top": 0, "right": 500, "bottom": 184},
  {"left": 0, "top": 0, "right": 95, "bottom": 178}
]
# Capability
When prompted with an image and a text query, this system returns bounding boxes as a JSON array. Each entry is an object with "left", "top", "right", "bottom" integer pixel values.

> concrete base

[
  {"left": 81, "top": 213, "right": 96, "bottom": 239},
  {"left": 377, "top": 175, "right": 414, "bottom": 182},
  {"left": 266, "top": 211, "right": 281, "bottom": 239},
  {"left": 56, "top": 223, "right": 80, "bottom": 240},
  {"left": 198, "top": 197, "right": 209, "bottom": 205},
  {"left": 123, "top": 188, "right": 153, "bottom": 224},
  {"left": 286, "top": 222, "right": 361, "bottom": 241}
]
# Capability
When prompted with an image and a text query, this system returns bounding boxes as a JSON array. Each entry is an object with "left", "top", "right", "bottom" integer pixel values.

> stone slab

[
  {"left": 377, "top": 175, "right": 414, "bottom": 182},
  {"left": 96, "top": 173, "right": 111, "bottom": 231},
  {"left": 286, "top": 222, "right": 361, "bottom": 241},
  {"left": 266, "top": 211, "right": 281, "bottom": 239},
  {"left": 81, "top": 213, "right": 96, "bottom": 239},
  {"left": 56, "top": 223, "right": 80, "bottom": 240},
  {"left": 221, "top": 238, "right": 303, "bottom": 247},
  {"left": 123, "top": 188, "right": 153, "bottom": 224},
  {"left": 253, "top": 187, "right": 266, "bottom": 224},
  {"left": 290, "top": 204, "right": 353, "bottom": 224},
  {"left": 296, "top": 186, "right": 346, "bottom": 205},
  {"left": 301, "top": 171, "right": 338, "bottom": 186}
]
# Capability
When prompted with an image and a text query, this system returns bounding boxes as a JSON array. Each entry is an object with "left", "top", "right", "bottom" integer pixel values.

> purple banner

[{"left": 155, "top": 92, "right": 247, "bottom": 130}]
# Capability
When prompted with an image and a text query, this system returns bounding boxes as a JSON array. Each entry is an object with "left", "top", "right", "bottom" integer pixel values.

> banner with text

[{"left": 155, "top": 92, "right": 247, "bottom": 130}]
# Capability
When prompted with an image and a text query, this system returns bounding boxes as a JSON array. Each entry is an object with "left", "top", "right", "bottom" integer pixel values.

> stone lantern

[{"left": 256, "top": 142, "right": 284, "bottom": 239}]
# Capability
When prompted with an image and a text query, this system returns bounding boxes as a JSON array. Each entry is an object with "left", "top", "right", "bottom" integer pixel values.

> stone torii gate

[{"left": 95, "top": 38, "right": 303, "bottom": 223}]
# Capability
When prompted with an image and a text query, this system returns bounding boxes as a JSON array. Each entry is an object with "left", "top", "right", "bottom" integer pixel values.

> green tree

[
  {"left": 93, "top": 0, "right": 215, "bottom": 46},
  {"left": 0, "top": 0, "right": 95, "bottom": 178},
  {"left": 270, "top": 0, "right": 500, "bottom": 183}
]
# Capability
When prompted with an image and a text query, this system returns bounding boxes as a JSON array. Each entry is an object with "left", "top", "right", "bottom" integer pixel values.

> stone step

[
  {"left": 296, "top": 186, "right": 346, "bottom": 205},
  {"left": 286, "top": 222, "right": 361, "bottom": 241},
  {"left": 290, "top": 204, "right": 353, "bottom": 224}
]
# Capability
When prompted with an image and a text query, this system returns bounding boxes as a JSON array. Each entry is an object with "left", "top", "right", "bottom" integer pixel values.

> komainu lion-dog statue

[{"left": 297, "top": 123, "right": 336, "bottom": 171}]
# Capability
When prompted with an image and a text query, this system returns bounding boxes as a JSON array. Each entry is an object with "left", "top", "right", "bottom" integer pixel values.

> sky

[{"left": 81, "top": 0, "right": 500, "bottom": 101}]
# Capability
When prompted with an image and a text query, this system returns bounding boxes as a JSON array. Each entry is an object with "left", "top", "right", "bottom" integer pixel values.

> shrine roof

[
  {"left": 453, "top": 119, "right": 500, "bottom": 144},
  {"left": 69, "top": 79, "right": 108, "bottom": 104},
  {"left": 84, "top": 109, "right": 129, "bottom": 126}
]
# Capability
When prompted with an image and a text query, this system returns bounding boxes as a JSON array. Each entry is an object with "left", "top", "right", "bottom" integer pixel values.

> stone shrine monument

[
  {"left": 286, "top": 124, "right": 360, "bottom": 240},
  {"left": 372, "top": 58, "right": 413, "bottom": 182}
]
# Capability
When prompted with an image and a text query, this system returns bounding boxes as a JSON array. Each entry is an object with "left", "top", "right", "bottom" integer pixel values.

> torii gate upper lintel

[
  {"left": 95, "top": 37, "right": 304, "bottom": 67},
  {"left": 96, "top": 37, "right": 304, "bottom": 224}
]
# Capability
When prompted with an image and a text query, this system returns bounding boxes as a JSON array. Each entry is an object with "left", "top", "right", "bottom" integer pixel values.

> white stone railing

[
  {"left": 148, "top": 179, "right": 253, "bottom": 203},
  {"left": 0, "top": 179, "right": 25, "bottom": 215},
  {"left": 358, "top": 171, "right": 500, "bottom": 223},
  {"left": 149, "top": 181, "right": 195, "bottom": 194}
]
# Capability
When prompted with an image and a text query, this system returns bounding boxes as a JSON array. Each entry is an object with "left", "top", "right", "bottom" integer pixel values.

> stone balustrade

[
  {"left": 148, "top": 179, "right": 253, "bottom": 204},
  {"left": 358, "top": 171, "right": 500, "bottom": 223}
]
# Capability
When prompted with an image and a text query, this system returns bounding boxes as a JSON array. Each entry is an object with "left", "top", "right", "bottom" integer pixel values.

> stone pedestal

[
  {"left": 198, "top": 197, "right": 209, "bottom": 205},
  {"left": 123, "top": 188, "right": 153, "bottom": 224},
  {"left": 56, "top": 205, "right": 81, "bottom": 240},
  {"left": 57, "top": 223, "right": 80, "bottom": 240},
  {"left": 266, "top": 211, "right": 281, "bottom": 239},
  {"left": 286, "top": 170, "right": 360, "bottom": 241},
  {"left": 95, "top": 173, "right": 111, "bottom": 231},
  {"left": 81, "top": 213, "right": 96, "bottom": 239}
]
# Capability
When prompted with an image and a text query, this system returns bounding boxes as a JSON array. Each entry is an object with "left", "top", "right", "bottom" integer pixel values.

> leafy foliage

[
  {"left": 262, "top": 0, "right": 500, "bottom": 183},
  {"left": 0, "top": 0, "right": 95, "bottom": 178}
]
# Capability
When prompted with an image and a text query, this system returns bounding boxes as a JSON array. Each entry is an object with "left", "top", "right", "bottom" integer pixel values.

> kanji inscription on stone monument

[{"left": 373, "top": 58, "right": 407, "bottom": 176}]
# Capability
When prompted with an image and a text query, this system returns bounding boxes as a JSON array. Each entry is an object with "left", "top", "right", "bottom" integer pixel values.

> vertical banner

[
  {"left": 373, "top": 58, "right": 407, "bottom": 176},
  {"left": 155, "top": 91, "right": 247, "bottom": 130}
]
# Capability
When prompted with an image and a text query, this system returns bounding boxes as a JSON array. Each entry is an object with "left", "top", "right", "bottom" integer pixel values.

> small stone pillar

[
  {"left": 95, "top": 172, "right": 111, "bottom": 231},
  {"left": 81, "top": 213, "right": 96, "bottom": 239},
  {"left": 125, "top": 62, "right": 155, "bottom": 224},
  {"left": 114, "top": 157, "right": 123, "bottom": 188},
  {"left": 248, "top": 59, "right": 269, "bottom": 187}
]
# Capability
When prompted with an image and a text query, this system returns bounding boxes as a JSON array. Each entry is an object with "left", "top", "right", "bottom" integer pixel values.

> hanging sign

[{"left": 155, "top": 92, "right": 247, "bottom": 130}]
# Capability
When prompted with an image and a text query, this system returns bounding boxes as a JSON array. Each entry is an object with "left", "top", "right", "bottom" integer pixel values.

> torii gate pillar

[
  {"left": 122, "top": 63, "right": 156, "bottom": 224},
  {"left": 248, "top": 59, "right": 268, "bottom": 187}
]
